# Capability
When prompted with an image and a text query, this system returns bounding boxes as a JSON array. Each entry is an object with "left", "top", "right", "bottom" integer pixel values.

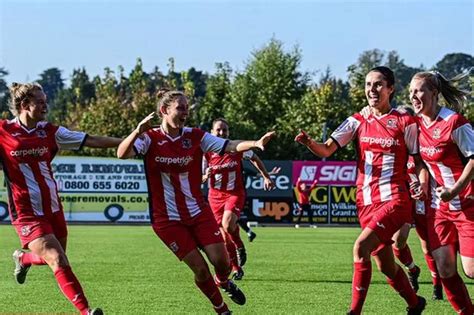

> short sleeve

[
  {"left": 55, "top": 126, "right": 87, "bottom": 151},
  {"left": 200, "top": 132, "right": 228, "bottom": 154},
  {"left": 404, "top": 117, "right": 419, "bottom": 155},
  {"left": 242, "top": 150, "right": 254, "bottom": 160},
  {"left": 330, "top": 115, "right": 362, "bottom": 148},
  {"left": 452, "top": 121, "right": 474, "bottom": 158},
  {"left": 134, "top": 134, "right": 152, "bottom": 155}
]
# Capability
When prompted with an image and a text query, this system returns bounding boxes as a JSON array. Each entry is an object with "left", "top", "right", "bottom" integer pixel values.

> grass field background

[{"left": 0, "top": 225, "right": 471, "bottom": 314}]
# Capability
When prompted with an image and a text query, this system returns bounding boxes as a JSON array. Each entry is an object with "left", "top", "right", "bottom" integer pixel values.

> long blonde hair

[{"left": 411, "top": 69, "right": 472, "bottom": 112}]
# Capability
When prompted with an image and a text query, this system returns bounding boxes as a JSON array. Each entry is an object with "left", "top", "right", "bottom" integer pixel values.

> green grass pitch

[{"left": 0, "top": 225, "right": 471, "bottom": 314}]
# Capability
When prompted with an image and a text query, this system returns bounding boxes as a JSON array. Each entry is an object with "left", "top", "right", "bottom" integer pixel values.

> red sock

[
  {"left": 224, "top": 233, "right": 239, "bottom": 270},
  {"left": 21, "top": 252, "right": 47, "bottom": 267},
  {"left": 350, "top": 261, "right": 372, "bottom": 315},
  {"left": 228, "top": 225, "right": 244, "bottom": 249},
  {"left": 386, "top": 266, "right": 418, "bottom": 308},
  {"left": 195, "top": 276, "right": 227, "bottom": 312},
  {"left": 424, "top": 253, "right": 441, "bottom": 286},
  {"left": 393, "top": 245, "right": 416, "bottom": 272},
  {"left": 54, "top": 266, "right": 89, "bottom": 314},
  {"left": 441, "top": 273, "right": 473, "bottom": 315}
]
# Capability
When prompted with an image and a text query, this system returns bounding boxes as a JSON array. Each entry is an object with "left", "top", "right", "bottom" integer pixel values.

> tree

[
  {"left": 197, "top": 62, "right": 233, "bottom": 130},
  {"left": 224, "top": 38, "right": 309, "bottom": 159},
  {"left": 434, "top": 53, "right": 474, "bottom": 79},
  {"left": 49, "top": 68, "right": 96, "bottom": 125},
  {"left": 37, "top": 68, "right": 64, "bottom": 108},
  {"left": 278, "top": 75, "right": 354, "bottom": 161},
  {"left": 0, "top": 67, "right": 9, "bottom": 118}
]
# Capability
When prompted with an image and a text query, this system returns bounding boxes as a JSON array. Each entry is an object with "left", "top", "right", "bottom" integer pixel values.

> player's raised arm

[{"left": 117, "top": 112, "right": 155, "bottom": 159}]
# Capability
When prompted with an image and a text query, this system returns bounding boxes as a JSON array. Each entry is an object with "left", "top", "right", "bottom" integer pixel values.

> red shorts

[
  {"left": 428, "top": 205, "right": 474, "bottom": 257},
  {"left": 152, "top": 210, "right": 224, "bottom": 260},
  {"left": 208, "top": 189, "right": 245, "bottom": 225},
  {"left": 12, "top": 211, "right": 68, "bottom": 249},
  {"left": 358, "top": 200, "right": 412, "bottom": 252}
]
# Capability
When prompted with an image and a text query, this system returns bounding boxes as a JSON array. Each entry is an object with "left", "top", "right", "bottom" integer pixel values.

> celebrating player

[
  {"left": 294, "top": 177, "right": 318, "bottom": 228},
  {"left": 1, "top": 83, "right": 122, "bottom": 314},
  {"left": 202, "top": 118, "right": 275, "bottom": 280},
  {"left": 409, "top": 70, "right": 473, "bottom": 314},
  {"left": 295, "top": 67, "right": 426, "bottom": 314},
  {"left": 117, "top": 89, "right": 275, "bottom": 314}
]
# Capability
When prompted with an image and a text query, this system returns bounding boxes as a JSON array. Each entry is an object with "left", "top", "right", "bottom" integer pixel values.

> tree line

[{"left": 0, "top": 39, "right": 472, "bottom": 160}]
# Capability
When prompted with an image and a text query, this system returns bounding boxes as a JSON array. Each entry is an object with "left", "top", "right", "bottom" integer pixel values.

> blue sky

[{"left": 1, "top": 0, "right": 472, "bottom": 84}]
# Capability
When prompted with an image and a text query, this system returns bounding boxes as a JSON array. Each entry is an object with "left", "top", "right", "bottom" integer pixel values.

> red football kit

[
  {"left": 417, "top": 107, "right": 474, "bottom": 256},
  {"left": 331, "top": 109, "right": 418, "bottom": 245},
  {"left": 134, "top": 127, "right": 228, "bottom": 260},
  {"left": 0, "top": 118, "right": 86, "bottom": 248},
  {"left": 204, "top": 150, "right": 253, "bottom": 224}
]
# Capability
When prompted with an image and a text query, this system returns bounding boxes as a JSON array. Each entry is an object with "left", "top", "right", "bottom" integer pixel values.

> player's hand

[
  {"left": 360, "top": 106, "right": 372, "bottom": 119},
  {"left": 294, "top": 130, "right": 311, "bottom": 145},
  {"left": 268, "top": 166, "right": 281, "bottom": 176},
  {"left": 136, "top": 112, "right": 155, "bottom": 135},
  {"left": 409, "top": 181, "right": 426, "bottom": 200},
  {"left": 436, "top": 186, "right": 455, "bottom": 202},
  {"left": 254, "top": 131, "right": 276, "bottom": 151},
  {"left": 263, "top": 177, "right": 276, "bottom": 191}
]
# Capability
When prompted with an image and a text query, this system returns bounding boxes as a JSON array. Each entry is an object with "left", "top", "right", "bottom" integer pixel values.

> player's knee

[
  {"left": 193, "top": 264, "right": 211, "bottom": 281},
  {"left": 353, "top": 240, "right": 370, "bottom": 261},
  {"left": 438, "top": 263, "right": 456, "bottom": 278},
  {"left": 379, "top": 263, "right": 398, "bottom": 279},
  {"left": 463, "top": 268, "right": 474, "bottom": 279}
]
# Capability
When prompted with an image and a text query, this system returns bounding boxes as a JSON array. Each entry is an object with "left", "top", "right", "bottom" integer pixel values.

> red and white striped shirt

[
  {"left": 134, "top": 127, "right": 227, "bottom": 224},
  {"left": 0, "top": 118, "right": 86, "bottom": 221},
  {"left": 331, "top": 109, "right": 418, "bottom": 207},
  {"left": 204, "top": 150, "right": 253, "bottom": 193},
  {"left": 417, "top": 107, "right": 474, "bottom": 211}
]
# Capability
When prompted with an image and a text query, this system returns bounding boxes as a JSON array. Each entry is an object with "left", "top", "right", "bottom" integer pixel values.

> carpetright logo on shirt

[
  {"left": 209, "top": 160, "right": 239, "bottom": 171},
  {"left": 10, "top": 146, "right": 49, "bottom": 157},
  {"left": 359, "top": 137, "right": 400, "bottom": 148},
  {"left": 155, "top": 155, "right": 193, "bottom": 166},
  {"left": 419, "top": 146, "right": 442, "bottom": 157}
]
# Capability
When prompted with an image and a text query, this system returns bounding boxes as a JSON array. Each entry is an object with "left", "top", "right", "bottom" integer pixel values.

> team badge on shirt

[
  {"left": 433, "top": 128, "right": 441, "bottom": 139},
  {"left": 21, "top": 225, "right": 31, "bottom": 236},
  {"left": 36, "top": 130, "right": 47, "bottom": 138},
  {"left": 182, "top": 139, "right": 192, "bottom": 149},
  {"left": 169, "top": 242, "right": 179, "bottom": 253},
  {"left": 386, "top": 119, "right": 397, "bottom": 129}
]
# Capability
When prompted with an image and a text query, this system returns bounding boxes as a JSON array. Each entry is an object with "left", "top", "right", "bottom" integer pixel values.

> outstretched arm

[
  {"left": 294, "top": 130, "right": 338, "bottom": 158},
  {"left": 225, "top": 131, "right": 275, "bottom": 153},
  {"left": 84, "top": 136, "right": 122, "bottom": 148}
]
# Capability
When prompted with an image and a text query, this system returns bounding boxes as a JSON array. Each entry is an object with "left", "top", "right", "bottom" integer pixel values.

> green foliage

[
  {"left": 37, "top": 68, "right": 64, "bottom": 109},
  {"left": 433, "top": 53, "right": 474, "bottom": 79},
  {"left": 279, "top": 75, "right": 355, "bottom": 161},
  {"left": 0, "top": 67, "right": 10, "bottom": 118},
  {"left": 18, "top": 44, "right": 471, "bottom": 159},
  {"left": 224, "top": 38, "right": 309, "bottom": 159},
  {"left": 198, "top": 62, "right": 233, "bottom": 130}
]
